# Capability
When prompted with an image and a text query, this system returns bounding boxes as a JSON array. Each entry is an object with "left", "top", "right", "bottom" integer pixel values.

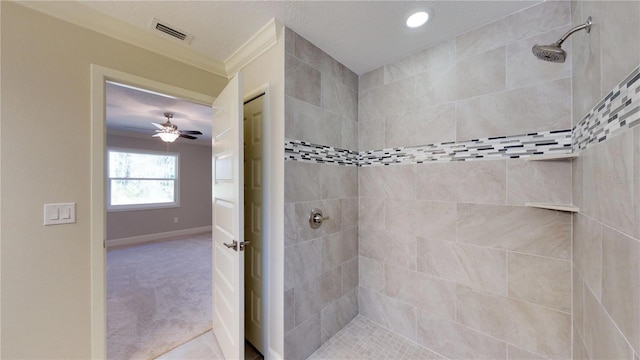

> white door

[
  {"left": 212, "top": 73, "right": 245, "bottom": 360},
  {"left": 243, "top": 95, "right": 265, "bottom": 353}
]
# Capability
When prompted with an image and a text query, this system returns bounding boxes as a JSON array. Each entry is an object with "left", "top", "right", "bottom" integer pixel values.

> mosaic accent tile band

[
  {"left": 285, "top": 139, "right": 360, "bottom": 166},
  {"left": 285, "top": 129, "right": 572, "bottom": 167},
  {"left": 574, "top": 65, "right": 640, "bottom": 151}
]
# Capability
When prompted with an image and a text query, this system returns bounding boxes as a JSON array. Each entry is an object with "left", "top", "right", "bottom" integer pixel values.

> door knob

[{"left": 309, "top": 208, "right": 330, "bottom": 229}]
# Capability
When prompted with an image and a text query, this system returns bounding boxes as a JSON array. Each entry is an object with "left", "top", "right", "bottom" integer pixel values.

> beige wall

[
  {"left": 571, "top": 1, "right": 640, "bottom": 359},
  {"left": 283, "top": 28, "right": 359, "bottom": 360},
  {"left": 0, "top": 2, "right": 226, "bottom": 358},
  {"left": 106, "top": 134, "right": 212, "bottom": 241},
  {"left": 357, "top": 2, "right": 573, "bottom": 358}
]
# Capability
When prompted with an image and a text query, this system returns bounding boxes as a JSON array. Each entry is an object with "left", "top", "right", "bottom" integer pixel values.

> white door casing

[
  {"left": 243, "top": 95, "right": 265, "bottom": 353},
  {"left": 212, "top": 73, "right": 245, "bottom": 360}
]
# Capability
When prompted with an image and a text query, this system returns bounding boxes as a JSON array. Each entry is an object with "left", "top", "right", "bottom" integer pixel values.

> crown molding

[
  {"left": 14, "top": 1, "right": 228, "bottom": 77},
  {"left": 224, "top": 18, "right": 282, "bottom": 78}
]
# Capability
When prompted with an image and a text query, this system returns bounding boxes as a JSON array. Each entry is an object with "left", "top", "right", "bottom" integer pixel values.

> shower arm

[{"left": 556, "top": 16, "right": 592, "bottom": 46}]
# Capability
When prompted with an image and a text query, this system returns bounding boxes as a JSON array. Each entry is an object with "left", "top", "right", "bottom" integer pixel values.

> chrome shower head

[
  {"left": 532, "top": 43, "right": 566, "bottom": 63},
  {"left": 532, "top": 16, "right": 591, "bottom": 64}
]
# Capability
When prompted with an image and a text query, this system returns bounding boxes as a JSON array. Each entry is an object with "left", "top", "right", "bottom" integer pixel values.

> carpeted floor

[{"left": 107, "top": 233, "right": 212, "bottom": 360}]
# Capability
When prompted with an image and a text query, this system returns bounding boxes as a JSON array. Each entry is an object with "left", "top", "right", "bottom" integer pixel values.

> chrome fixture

[
  {"left": 223, "top": 239, "right": 250, "bottom": 251},
  {"left": 532, "top": 16, "right": 592, "bottom": 63},
  {"left": 309, "top": 208, "right": 330, "bottom": 229}
]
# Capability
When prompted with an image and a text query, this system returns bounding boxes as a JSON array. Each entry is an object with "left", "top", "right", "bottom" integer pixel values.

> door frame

[{"left": 89, "top": 65, "right": 214, "bottom": 358}]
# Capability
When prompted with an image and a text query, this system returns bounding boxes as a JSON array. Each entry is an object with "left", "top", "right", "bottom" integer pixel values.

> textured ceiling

[
  {"left": 81, "top": 0, "right": 540, "bottom": 75},
  {"left": 96, "top": 1, "right": 541, "bottom": 143}
]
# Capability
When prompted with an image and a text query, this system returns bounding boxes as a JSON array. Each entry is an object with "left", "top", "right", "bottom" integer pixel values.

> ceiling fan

[{"left": 152, "top": 112, "right": 202, "bottom": 143}]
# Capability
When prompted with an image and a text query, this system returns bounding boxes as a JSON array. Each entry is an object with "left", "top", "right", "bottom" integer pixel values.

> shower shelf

[
  {"left": 525, "top": 153, "right": 578, "bottom": 161},
  {"left": 525, "top": 202, "right": 579, "bottom": 213}
]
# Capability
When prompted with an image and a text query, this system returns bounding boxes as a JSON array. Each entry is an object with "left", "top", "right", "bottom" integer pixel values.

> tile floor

[
  {"left": 155, "top": 330, "right": 263, "bottom": 360},
  {"left": 308, "top": 316, "right": 444, "bottom": 360}
]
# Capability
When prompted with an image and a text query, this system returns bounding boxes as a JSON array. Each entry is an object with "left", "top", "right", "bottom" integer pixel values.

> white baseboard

[{"left": 106, "top": 226, "right": 212, "bottom": 248}]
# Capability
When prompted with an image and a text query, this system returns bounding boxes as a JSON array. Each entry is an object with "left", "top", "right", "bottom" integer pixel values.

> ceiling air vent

[{"left": 150, "top": 18, "right": 193, "bottom": 44}]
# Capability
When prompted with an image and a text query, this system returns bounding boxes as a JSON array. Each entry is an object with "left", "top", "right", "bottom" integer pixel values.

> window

[{"left": 107, "top": 148, "right": 179, "bottom": 211}]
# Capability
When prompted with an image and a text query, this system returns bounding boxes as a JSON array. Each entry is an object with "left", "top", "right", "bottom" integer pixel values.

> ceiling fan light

[{"left": 158, "top": 132, "right": 179, "bottom": 142}]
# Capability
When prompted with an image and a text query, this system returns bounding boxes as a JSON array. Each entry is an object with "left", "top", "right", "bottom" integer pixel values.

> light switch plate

[{"left": 44, "top": 203, "right": 76, "bottom": 225}]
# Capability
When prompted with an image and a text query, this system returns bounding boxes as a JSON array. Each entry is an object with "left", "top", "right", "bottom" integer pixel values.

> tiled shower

[{"left": 284, "top": 1, "right": 640, "bottom": 359}]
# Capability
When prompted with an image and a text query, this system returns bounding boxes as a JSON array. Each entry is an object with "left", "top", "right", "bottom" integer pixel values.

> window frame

[{"left": 106, "top": 147, "right": 180, "bottom": 212}]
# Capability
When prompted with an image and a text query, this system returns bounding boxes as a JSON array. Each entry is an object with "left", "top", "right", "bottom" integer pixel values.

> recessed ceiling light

[{"left": 406, "top": 11, "right": 429, "bottom": 28}]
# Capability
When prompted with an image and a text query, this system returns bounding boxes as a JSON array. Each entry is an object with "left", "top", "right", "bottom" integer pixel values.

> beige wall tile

[
  {"left": 342, "top": 67, "right": 358, "bottom": 93},
  {"left": 457, "top": 285, "right": 570, "bottom": 357},
  {"left": 321, "top": 164, "right": 357, "bottom": 199},
  {"left": 385, "top": 104, "right": 456, "bottom": 148},
  {"left": 294, "top": 266, "right": 342, "bottom": 325},
  {"left": 456, "top": 1, "right": 570, "bottom": 59},
  {"left": 358, "top": 286, "right": 417, "bottom": 341},
  {"left": 417, "top": 310, "right": 507, "bottom": 359},
  {"left": 384, "top": 54, "right": 415, "bottom": 84},
  {"left": 358, "top": 118, "right": 384, "bottom": 150},
  {"left": 456, "top": 78, "right": 571, "bottom": 141},
  {"left": 507, "top": 253, "right": 571, "bottom": 312},
  {"left": 320, "top": 289, "right": 358, "bottom": 343},
  {"left": 415, "top": 161, "right": 506, "bottom": 204},
  {"left": 457, "top": 204, "right": 571, "bottom": 260},
  {"left": 573, "top": 155, "right": 584, "bottom": 209},
  {"left": 573, "top": 213, "right": 602, "bottom": 299},
  {"left": 456, "top": 285, "right": 509, "bottom": 340},
  {"left": 341, "top": 257, "right": 359, "bottom": 294},
  {"left": 321, "top": 75, "right": 358, "bottom": 122},
  {"left": 341, "top": 118, "right": 358, "bottom": 151},
  {"left": 288, "top": 96, "right": 343, "bottom": 149},
  {"left": 506, "top": 160, "right": 572, "bottom": 206},
  {"left": 285, "top": 239, "right": 323, "bottom": 290},
  {"left": 359, "top": 165, "right": 416, "bottom": 200},
  {"left": 636, "top": 127, "right": 640, "bottom": 240},
  {"left": 358, "top": 197, "right": 384, "bottom": 230},
  {"left": 413, "top": 40, "right": 456, "bottom": 74},
  {"left": 359, "top": 228, "right": 416, "bottom": 270},
  {"left": 284, "top": 314, "right": 321, "bottom": 360},
  {"left": 583, "top": 285, "right": 634, "bottom": 360},
  {"left": 573, "top": 324, "right": 591, "bottom": 360},
  {"left": 416, "top": 63, "right": 456, "bottom": 109},
  {"left": 583, "top": 131, "right": 635, "bottom": 237},
  {"left": 599, "top": 1, "right": 640, "bottom": 96},
  {"left": 341, "top": 197, "right": 358, "bottom": 230},
  {"left": 418, "top": 238, "right": 507, "bottom": 295},
  {"left": 359, "top": 66, "right": 383, "bottom": 94},
  {"left": 285, "top": 161, "right": 322, "bottom": 203},
  {"left": 322, "top": 229, "right": 358, "bottom": 272},
  {"left": 359, "top": 77, "right": 415, "bottom": 120},
  {"left": 573, "top": 266, "right": 585, "bottom": 339},
  {"left": 571, "top": 1, "right": 602, "bottom": 124},
  {"left": 384, "top": 264, "right": 456, "bottom": 320},
  {"left": 285, "top": 288, "right": 295, "bottom": 333},
  {"left": 601, "top": 226, "right": 640, "bottom": 353},
  {"left": 285, "top": 53, "right": 321, "bottom": 107},
  {"left": 455, "top": 46, "right": 506, "bottom": 100},
  {"left": 508, "top": 345, "right": 546, "bottom": 360},
  {"left": 507, "top": 298, "right": 571, "bottom": 358},
  {"left": 385, "top": 200, "right": 456, "bottom": 240},
  {"left": 506, "top": 26, "right": 572, "bottom": 90},
  {"left": 285, "top": 203, "right": 297, "bottom": 247},
  {"left": 359, "top": 256, "right": 384, "bottom": 292}
]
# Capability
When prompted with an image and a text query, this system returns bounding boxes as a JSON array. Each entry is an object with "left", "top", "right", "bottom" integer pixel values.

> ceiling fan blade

[
  {"left": 179, "top": 134, "right": 198, "bottom": 140},
  {"left": 181, "top": 130, "right": 203, "bottom": 135},
  {"left": 151, "top": 122, "right": 165, "bottom": 129}
]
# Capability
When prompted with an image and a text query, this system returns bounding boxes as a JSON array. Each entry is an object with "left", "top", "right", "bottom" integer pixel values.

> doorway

[{"left": 104, "top": 80, "right": 214, "bottom": 359}]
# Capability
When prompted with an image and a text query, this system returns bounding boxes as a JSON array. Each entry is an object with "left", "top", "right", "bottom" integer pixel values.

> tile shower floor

[{"left": 308, "top": 316, "right": 443, "bottom": 360}]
